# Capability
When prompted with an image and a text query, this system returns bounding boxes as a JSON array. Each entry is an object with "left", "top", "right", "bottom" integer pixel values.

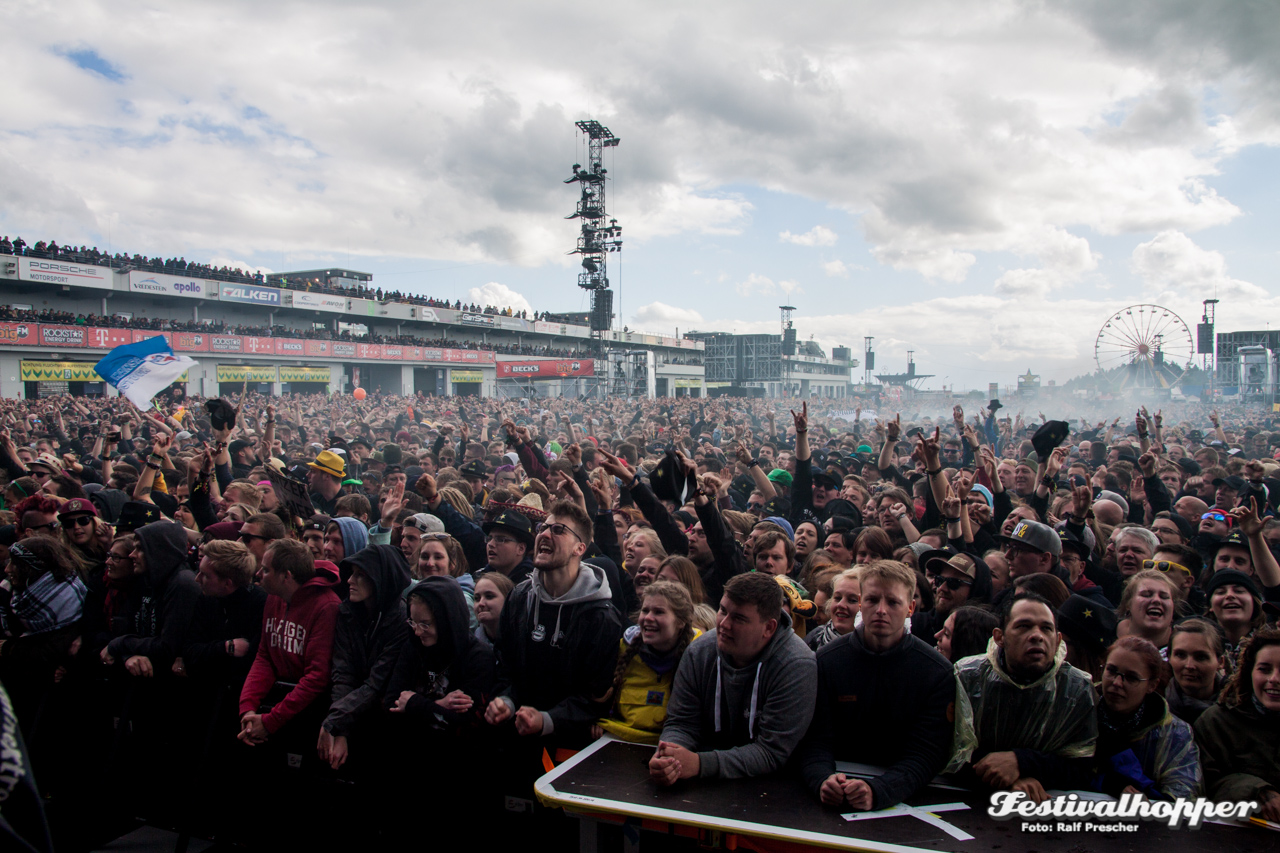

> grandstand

[{"left": 0, "top": 241, "right": 705, "bottom": 400}]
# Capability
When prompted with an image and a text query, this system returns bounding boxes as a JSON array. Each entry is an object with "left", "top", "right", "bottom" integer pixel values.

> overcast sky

[{"left": 3, "top": 0, "right": 1278, "bottom": 389}]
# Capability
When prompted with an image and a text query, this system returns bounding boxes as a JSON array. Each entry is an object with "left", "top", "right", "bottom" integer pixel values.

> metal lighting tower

[
  {"left": 566, "top": 120, "right": 622, "bottom": 336},
  {"left": 1200, "top": 299, "right": 1219, "bottom": 400}
]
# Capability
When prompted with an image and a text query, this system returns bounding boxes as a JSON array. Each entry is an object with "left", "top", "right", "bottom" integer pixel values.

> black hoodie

[
  {"left": 384, "top": 576, "right": 496, "bottom": 733},
  {"left": 105, "top": 521, "right": 199, "bottom": 669},
  {"left": 323, "top": 545, "right": 413, "bottom": 738}
]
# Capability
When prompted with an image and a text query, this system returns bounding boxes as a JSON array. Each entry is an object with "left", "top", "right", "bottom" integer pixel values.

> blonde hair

[{"left": 1118, "top": 568, "right": 1182, "bottom": 618}]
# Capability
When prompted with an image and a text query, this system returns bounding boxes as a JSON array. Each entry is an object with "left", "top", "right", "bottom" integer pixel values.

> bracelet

[
  {"left": 795, "top": 429, "right": 807, "bottom": 435},
  {"left": 1041, "top": 476, "right": 1057, "bottom": 489},
  {"left": 215, "top": 441, "right": 228, "bottom": 450},
  {"left": 145, "top": 462, "right": 161, "bottom": 471},
  {"left": 926, "top": 468, "right": 942, "bottom": 476},
  {"left": 942, "top": 516, "right": 962, "bottom": 524}
]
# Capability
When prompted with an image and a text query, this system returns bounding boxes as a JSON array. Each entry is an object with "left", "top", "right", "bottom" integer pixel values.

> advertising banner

[
  {"left": 279, "top": 366, "right": 331, "bottom": 382},
  {"left": 18, "top": 257, "right": 114, "bottom": 289},
  {"left": 210, "top": 335, "right": 243, "bottom": 353},
  {"left": 403, "top": 346, "right": 423, "bottom": 361},
  {"left": 273, "top": 338, "right": 306, "bottom": 356},
  {"left": 86, "top": 327, "right": 135, "bottom": 349},
  {"left": 127, "top": 270, "right": 213, "bottom": 298},
  {"left": 170, "top": 332, "right": 210, "bottom": 352},
  {"left": 21, "top": 360, "right": 103, "bottom": 382},
  {"left": 241, "top": 336, "right": 275, "bottom": 354},
  {"left": 216, "top": 365, "right": 277, "bottom": 383},
  {"left": 459, "top": 312, "right": 495, "bottom": 327},
  {"left": 38, "top": 325, "right": 86, "bottom": 348},
  {"left": 0, "top": 322, "right": 38, "bottom": 346},
  {"left": 450, "top": 369, "right": 484, "bottom": 383},
  {"left": 292, "top": 292, "right": 348, "bottom": 312},
  {"left": 383, "top": 346, "right": 404, "bottom": 360},
  {"left": 304, "top": 340, "right": 331, "bottom": 356},
  {"left": 496, "top": 359, "right": 594, "bottom": 378},
  {"left": 220, "top": 283, "right": 281, "bottom": 306},
  {"left": 356, "top": 343, "right": 382, "bottom": 360},
  {"left": 332, "top": 342, "right": 357, "bottom": 357}
]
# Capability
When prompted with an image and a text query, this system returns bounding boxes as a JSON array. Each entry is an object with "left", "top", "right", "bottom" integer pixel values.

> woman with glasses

[
  {"left": 319, "top": 544, "right": 412, "bottom": 772},
  {"left": 1091, "top": 636, "right": 1201, "bottom": 800},
  {"left": 386, "top": 576, "right": 496, "bottom": 733},
  {"left": 1165, "top": 618, "right": 1224, "bottom": 725},
  {"left": 80, "top": 535, "right": 139, "bottom": 658},
  {"left": 1194, "top": 628, "right": 1280, "bottom": 822}
]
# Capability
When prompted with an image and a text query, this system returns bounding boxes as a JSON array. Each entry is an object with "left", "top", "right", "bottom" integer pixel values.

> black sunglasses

[
  {"left": 64, "top": 515, "right": 95, "bottom": 528},
  {"left": 239, "top": 532, "right": 272, "bottom": 542},
  {"left": 928, "top": 573, "right": 973, "bottom": 590}
]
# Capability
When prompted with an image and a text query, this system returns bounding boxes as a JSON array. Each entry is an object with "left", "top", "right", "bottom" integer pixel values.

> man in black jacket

[
  {"left": 799, "top": 560, "right": 955, "bottom": 811},
  {"left": 184, "top": 540, "right": 266, "bottom": 690},
  {"left": 484, "top": 500, "right": 622, "bottom": 749}
]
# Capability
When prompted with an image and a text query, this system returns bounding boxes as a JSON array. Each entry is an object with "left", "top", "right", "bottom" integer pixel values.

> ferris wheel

[{"left": 1094, "top": 304, "right": 1193, "bottom": 389}]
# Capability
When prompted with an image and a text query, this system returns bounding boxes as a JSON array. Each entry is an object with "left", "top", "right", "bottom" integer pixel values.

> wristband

[
  {"left": 795, "top": 429, "right": 807, "bottom": 435},
  {"left": 926, "top": 468, "right": 942, "bottom": 476},
  {"left": 942, "top": 516, "right": 962, "bottom": 524},
  {"left": 145, "top": 462, "right": 161, "bottom": 471},
  {"left": 1041, "top": 476, "right": 1057, "bottom": 489}
]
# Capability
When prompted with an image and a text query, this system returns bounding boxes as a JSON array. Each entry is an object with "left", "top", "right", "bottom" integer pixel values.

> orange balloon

[{"left": 353, "top": 387, "right": 367, "bottom": 400}]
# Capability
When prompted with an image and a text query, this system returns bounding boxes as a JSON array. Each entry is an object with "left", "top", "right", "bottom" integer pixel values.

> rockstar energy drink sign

[
  {"left": 21, "top": 361, "right": 103, "bottom": 382},
  {"left": 279, "top": 366, "right": 331, "bottom": 382},
  {"left": 216, "top": 365, "right": 277, "bottom": 382}
]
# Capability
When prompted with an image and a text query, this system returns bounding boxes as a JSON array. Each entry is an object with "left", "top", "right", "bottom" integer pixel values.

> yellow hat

[{"left": 307, "top": 450, "right": 346, "bottom": 479}]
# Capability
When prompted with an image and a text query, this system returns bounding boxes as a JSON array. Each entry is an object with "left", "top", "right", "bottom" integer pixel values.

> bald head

[
  {"left": 1174, "top": 495, "right": 1208, "bottom": 528},
  {"left": 1093, "top": 499, "right": 1124, "bottom": 526}
]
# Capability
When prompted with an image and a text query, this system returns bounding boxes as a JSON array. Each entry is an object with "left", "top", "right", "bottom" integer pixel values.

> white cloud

[
  {"left": 779, "top": 225, "right": 837, "bottom": 246},
  {"left": 208, "top": 256, "right": 272, "bottom": 275},
  {"left": 632, "top": 301, "right": 705, "bottom": 327},
  {"left": 734, "top": 273, "right": 802, "bottom": 298},
  {"left": 467, "top": 281, "right": 533, "bottom": 313},
  {"left": 1130, "top": 230, "right": 1267, "bottom": 299},
  {"left": 822, "top": 260, "right": 849, "bottom": 277}
]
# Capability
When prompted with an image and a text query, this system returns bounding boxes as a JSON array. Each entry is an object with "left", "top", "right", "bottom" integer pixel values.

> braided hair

[{"left": 608, "top": 581, "right": 696, "bottom": 706}]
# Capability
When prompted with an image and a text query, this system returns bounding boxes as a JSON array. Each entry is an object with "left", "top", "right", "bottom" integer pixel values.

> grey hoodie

[{"left": 661, "top": 608, "right": 817, "bottom": 779}]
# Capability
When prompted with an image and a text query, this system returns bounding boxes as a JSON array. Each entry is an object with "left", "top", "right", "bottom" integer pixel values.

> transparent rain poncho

[
  {"left": 946, "top": 638, "right": 1097, "bottom": 774},
  {"left": 1094, "top": 696, "right": 1202, "bottom": 800}
]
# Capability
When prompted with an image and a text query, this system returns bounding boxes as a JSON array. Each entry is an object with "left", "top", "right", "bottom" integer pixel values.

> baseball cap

[{"left": 1000, "top": 519, "right": 1063, "bottom": 558}]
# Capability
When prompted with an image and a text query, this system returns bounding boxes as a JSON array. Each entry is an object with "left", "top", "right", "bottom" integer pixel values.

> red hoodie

[{"left": 239, "top": 564, "right": 342, "bottom": 734}]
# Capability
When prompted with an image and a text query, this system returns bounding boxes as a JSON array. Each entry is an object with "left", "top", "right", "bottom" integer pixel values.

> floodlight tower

[{"left": 566, "top": 120, "right": 622, "bottom": 337}]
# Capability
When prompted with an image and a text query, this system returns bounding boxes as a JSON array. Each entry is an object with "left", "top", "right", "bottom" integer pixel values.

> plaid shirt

[{"left": 1, "top": 571, "right": 87, "bottom": 636}]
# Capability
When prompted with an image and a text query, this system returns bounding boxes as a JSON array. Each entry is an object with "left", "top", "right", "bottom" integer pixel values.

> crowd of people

[
  {"left": 1, "top": 390, "right": 1278, "bottom": 851},
  {"left": 2, "top": 236, "right": 561, "bottom": 320},
  {"left": 0, "top": 306, "right": 593, "bottom": 358}
]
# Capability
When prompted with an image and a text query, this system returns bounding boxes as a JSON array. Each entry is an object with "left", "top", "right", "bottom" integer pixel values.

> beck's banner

[{"left": 495, "top": 359, "right": 594, "bottom": 379}]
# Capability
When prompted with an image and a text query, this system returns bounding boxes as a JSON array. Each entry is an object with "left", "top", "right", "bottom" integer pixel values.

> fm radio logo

[{"left": 0, "top": 324, "right": 30, "bottom": 343}]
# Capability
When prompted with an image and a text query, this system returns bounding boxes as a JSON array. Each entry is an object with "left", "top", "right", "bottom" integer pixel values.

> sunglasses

[
  {"left": 1143, "top": 558, "right": 1192, "bottom": 577},
  {"left": 535, "top": 522, "right": 584, "bottom": 543},
  {"left": 64, "top": 515, "right": 94, "bottom": 528},
  {"left": 239, "top": 532, "right": 272, "bottom": 543},
  {"left": 1201, "top": 512, "right": 1229, "bottom": 523},
  {"left": 25, "top": 521, "right": 60, "bottom": 531},
  {"left": 928, "top": 573, "right": 973, "bottom": 590}
]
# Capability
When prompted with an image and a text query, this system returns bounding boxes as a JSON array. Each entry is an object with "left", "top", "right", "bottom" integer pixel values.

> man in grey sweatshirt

[{"left": 651, "top": 572, "right": 817, "bottom": 783}]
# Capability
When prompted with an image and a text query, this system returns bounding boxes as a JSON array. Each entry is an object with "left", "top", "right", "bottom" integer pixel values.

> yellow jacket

[{"left": 597, "top": 630, "right": 701, "bottom": 745}]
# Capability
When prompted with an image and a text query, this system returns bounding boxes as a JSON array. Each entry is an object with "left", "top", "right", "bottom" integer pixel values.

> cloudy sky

[{"left": 3, "top": 0, "right": 1278, "bottom": 388}]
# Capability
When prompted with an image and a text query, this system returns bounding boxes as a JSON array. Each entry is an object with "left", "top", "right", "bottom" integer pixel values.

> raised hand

[{"left": 791, "top": 401, "right": 808, "bottom": 433}]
